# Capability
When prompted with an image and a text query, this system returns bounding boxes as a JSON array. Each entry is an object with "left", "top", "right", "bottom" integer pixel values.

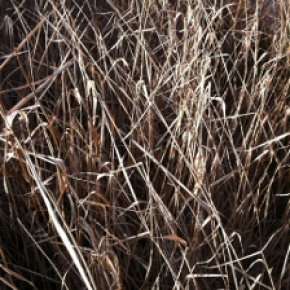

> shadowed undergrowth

[{"left": 0, "top": 0, "right": 289, "bottom": 289}]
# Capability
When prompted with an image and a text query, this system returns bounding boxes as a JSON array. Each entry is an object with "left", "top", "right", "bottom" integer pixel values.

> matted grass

[{"left": 0, "top": 0, "right": 289, "bottom": 289}]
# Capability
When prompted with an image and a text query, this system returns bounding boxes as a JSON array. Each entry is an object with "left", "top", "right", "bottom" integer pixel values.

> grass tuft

[{"left": 0, "top": 0, "right": 289, "bottom": 289}]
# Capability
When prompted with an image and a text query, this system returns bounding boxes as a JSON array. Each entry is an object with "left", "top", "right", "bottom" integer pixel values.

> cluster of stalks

[{"left": 0, "top": 0, "right": 289, "bottom": 289}]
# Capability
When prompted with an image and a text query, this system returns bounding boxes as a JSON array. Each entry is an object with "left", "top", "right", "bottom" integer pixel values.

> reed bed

[{"left": 0, "top": 0, "right": 289, "bottom": 289}]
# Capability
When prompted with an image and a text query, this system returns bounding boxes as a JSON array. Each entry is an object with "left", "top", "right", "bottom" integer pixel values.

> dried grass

[{"left": 0, "top": 0, "right": 289, "bottom": 289}]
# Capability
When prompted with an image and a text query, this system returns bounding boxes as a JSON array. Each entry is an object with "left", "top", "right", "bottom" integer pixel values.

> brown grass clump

[{"left": 0, "top": 0, "right": 289, "bottom": 289}]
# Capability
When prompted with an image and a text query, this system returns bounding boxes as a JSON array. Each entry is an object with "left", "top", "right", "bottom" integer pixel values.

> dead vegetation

[{"left": 0, "top": 0, "right": 289, "bottom": 289}]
